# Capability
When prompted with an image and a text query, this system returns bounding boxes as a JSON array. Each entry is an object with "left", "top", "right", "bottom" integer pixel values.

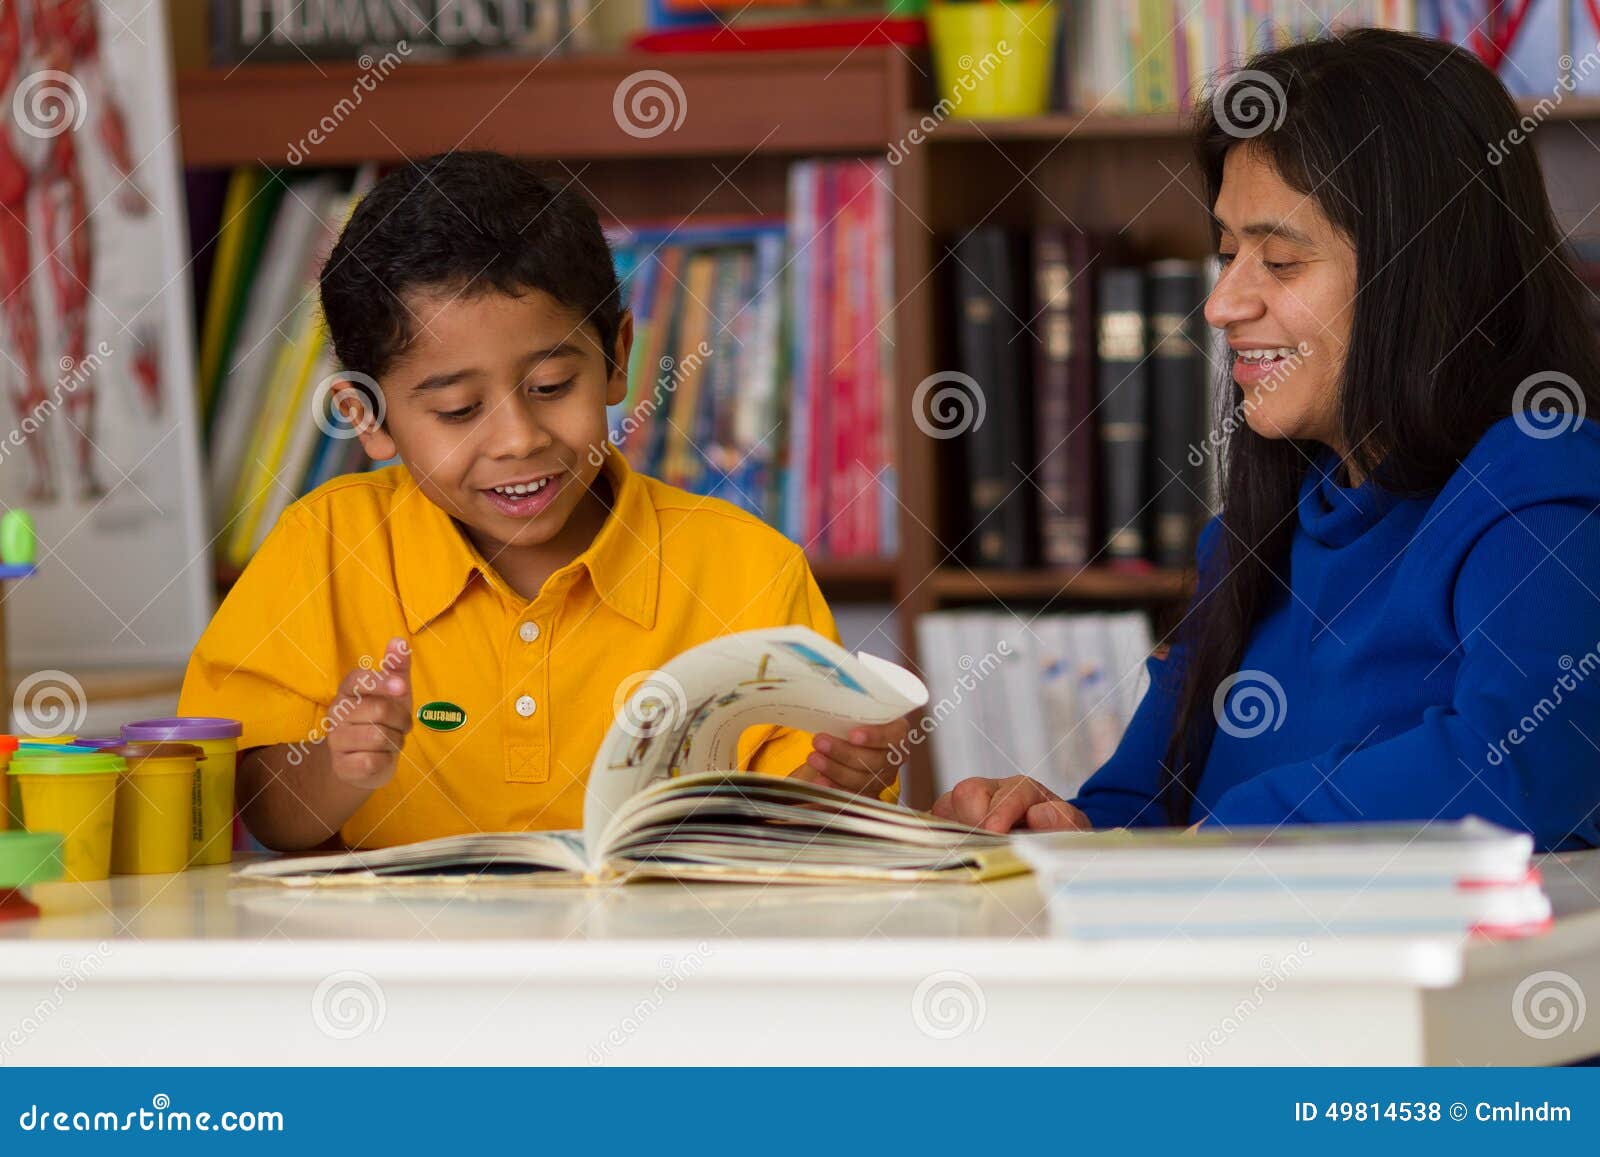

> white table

[{"left": 4, "top": 852, "right": 1600, "bottom": 1065}]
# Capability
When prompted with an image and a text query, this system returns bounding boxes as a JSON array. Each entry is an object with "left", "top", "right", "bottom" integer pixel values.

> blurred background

[{"left": 1, "top": 0, "right": 1597, "bottom": 806}]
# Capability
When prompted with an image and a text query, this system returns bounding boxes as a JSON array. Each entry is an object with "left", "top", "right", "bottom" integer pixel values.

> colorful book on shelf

[
  {"left": 207, "top": 171, "right": 343, "bottom": 523},
  {"left": 197, "top": 168, "right": 280, "bottom": 428}
]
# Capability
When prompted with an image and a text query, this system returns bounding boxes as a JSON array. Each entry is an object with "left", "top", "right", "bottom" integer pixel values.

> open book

[{"left": 234, "top": 627, "right": 1024, "bottom": 887}]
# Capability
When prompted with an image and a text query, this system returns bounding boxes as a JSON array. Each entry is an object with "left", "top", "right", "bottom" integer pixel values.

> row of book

[
  {"left": 947, "top": 227, "right": 1221, "bottom": 573},
  {"left": 1062, "top": 0, "right": 1600, "bottom": 115},
  {"left": 194, "top": 157, "right": 897, "bottom": 568},
  {"left": 197, "top": 166, "right": 381, "bottom": 569},
  {"left": 609, "top": 159, "right": 897, "bottom": 558},
  {"left": 916, "top": 610, "right": 1155, "bottom": 802},
  {"left": 1017, "top": 818, "right": 1551, "bottom": 938}
]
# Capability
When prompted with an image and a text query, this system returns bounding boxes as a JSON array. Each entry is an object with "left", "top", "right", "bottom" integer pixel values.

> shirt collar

[{"left": 391, "top": 448, "right": 659, "bottom": 633}]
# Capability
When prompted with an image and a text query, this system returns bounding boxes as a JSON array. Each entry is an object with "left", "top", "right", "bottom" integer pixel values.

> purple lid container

[
  {"left": 72, "top": 736, "right": 126, "bottom": 749},
  {"left": 121, "top": 716, "right": 243, "bottom": 742}
]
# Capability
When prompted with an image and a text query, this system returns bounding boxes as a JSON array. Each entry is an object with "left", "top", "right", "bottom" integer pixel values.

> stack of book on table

[{"left": 1014, "top": 818, "right": 1551, "bottom": 938}]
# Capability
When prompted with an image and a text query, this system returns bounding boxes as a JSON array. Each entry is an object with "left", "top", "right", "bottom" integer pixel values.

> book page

[{"left": 583, "top": 626, "right": 928, "bottom": 862}]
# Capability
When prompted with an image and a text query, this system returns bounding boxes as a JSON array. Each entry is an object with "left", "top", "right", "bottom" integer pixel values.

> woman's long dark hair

[{"left": 1161, "top": 28, "right": 1600, "bottom": 824}]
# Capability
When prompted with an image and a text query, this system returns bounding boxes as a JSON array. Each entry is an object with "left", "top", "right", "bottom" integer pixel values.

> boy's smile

[{"left": 343, "top": 285, "right": 632, "bottom": 597}]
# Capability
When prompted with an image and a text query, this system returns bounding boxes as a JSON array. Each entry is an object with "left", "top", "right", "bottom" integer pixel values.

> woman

[{"left": 932, "top": 29, "right": 1600, "bottom": 852}]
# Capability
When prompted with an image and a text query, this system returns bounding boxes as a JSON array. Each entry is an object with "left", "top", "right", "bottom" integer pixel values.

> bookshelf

[{"left": 178, "top": 50, "right": 1600, "bottom": 804}]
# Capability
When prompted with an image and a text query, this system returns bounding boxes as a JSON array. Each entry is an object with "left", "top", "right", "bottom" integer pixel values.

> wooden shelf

[
  {"left": 178, "top": 50, "right": 911, "bottom": 166},
  {"left": 218, "top": 556, "right": 897, "bottom": 601},
  {"left": 930, "top": 566, "right": 1193, "bottom": 603},
  {"left": 809, "top": 558, "right": 898, "bottom": 599},
  {"left": 918, "top": 95, "right": 1600, "bottom": 145}
]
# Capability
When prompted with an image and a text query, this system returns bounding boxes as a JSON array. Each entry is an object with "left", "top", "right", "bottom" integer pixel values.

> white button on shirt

[
  {"left": 515, "top": 696, "right": 536, "bottom": 717},
  {"left": 519, "top": 622, "right": 540, "bottom": 643}
]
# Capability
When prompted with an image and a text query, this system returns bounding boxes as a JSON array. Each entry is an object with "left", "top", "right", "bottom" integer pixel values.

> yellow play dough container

[
  {"left": 10, "top": 751, "right": 127, "bottom": 882},
  {"left": 928, "top": 0, "right": 1059, "bottom": 119},
  {"left": 105, "top": 742, "right": 204, "bottom": 876},
  {"left": 121, "top": 718, "right": 242, "bottom": 866}
]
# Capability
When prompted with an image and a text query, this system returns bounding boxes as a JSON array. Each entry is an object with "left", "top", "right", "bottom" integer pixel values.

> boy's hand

[
  {"left": 325, "top": 637, "right": 413, "bottom": 791},
  {"left": 791, "top": 717, "right": 911, "bottom": 798},
  {"left": 931, "top": 775, "right": 1093, "bottom": 834}
]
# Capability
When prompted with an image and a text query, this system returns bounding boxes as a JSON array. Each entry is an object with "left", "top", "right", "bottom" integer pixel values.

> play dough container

[
  {"left": 0, "top": 735, "right": 16, "bottom": 831},
  {"left": 0, "top": 830, "right": 62, "bottom": 921},
  {"left": 104, "top": 742, "right": 204, "bottom": 876},
  {"left": 121, "top": 718, "right": 242, "bottom": 866},
  {"left": 10, "top": 751, "right": 127, "bottom": 882}
]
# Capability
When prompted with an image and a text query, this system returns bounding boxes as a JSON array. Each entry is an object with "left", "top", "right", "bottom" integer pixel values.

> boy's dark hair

[{"left": 319, "top": 151, "right": 624, "bottom": 382}]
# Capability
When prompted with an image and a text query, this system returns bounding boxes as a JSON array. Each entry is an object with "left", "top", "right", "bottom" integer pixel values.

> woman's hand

[{"left": 931, "top": 775, "right": 1093, "bottom": 834}]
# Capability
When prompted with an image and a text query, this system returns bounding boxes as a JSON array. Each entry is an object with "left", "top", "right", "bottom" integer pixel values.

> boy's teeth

[{"left": 492, "top": 478, "right": 550, "bottom": 496}]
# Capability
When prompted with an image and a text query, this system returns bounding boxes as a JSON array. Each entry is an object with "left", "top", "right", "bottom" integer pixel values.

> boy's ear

[
  {"left": 333, "top": 383, "right": 398, "bottom": 463},
  {"left": 605, "top": 311, "right": 634, "bottom": 407}
]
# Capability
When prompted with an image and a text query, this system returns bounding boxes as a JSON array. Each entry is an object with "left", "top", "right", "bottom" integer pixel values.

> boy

[{"left": 179, "top": 152, "right": 907, "bottom": 851}]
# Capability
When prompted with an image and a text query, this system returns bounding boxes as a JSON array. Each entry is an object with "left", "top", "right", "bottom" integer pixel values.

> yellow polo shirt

[{"left": 178, "top": 451, "right": 839, "bottom": 848}]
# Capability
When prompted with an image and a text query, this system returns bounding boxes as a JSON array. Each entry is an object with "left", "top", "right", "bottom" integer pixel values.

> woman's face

[{"left": 1205, "top": 144, "right": 1358, "bottom": 453}]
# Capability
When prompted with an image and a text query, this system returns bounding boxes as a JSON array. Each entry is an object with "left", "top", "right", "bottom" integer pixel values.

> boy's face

[{"left": 345, "top": 286, "right": 631, "bottom": 562}]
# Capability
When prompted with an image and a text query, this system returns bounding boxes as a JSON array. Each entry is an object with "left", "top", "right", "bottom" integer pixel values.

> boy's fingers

[
  {"left": 804, "top": 750, "right": 888, "bottom": 794},
  {"left": 789, "top": 764, "right": 841, "bottom": 790},
  {"left": 381, "top": 637, "right": 412, "bottom": 697},
  {"left": 839, "top": 717, "right": 911, "bottom": 749},
  {"left": 329, "top": 721, "right": 407, "bottom": 755},
  {"left": 812, "top": 733, "right": 892, "bottom": 775},
  {"left": 335, "top": 693, "right": 413, "bottom": 733}
]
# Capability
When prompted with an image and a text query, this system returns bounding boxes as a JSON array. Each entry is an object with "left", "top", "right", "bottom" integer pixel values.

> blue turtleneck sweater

[{"left": 1071, "top": 416, "right": 1600, "bottom": 852}]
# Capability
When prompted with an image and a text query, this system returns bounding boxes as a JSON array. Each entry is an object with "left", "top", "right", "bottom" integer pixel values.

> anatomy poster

[{"left": 0, "top": 0, "right": 210, "bottom": 670}]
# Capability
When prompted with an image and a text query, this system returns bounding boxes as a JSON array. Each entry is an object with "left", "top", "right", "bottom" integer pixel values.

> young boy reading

[{"left": 179, "top": 151, "right": 908, "bottom": 851}]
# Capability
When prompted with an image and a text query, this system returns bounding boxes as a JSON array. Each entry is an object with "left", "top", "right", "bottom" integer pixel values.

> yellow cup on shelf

[
  {"left": 121, "top": 718, "right": 242, "bottom": 866},
  {"left": 10, "top": 751, "right": 127, "bottom": 882},
  {"left": 928, "top": 0, "right": 1060, "bottom": 119},
  {"left": 105, "top": 742, "right": 205, "bottom": 876}
]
